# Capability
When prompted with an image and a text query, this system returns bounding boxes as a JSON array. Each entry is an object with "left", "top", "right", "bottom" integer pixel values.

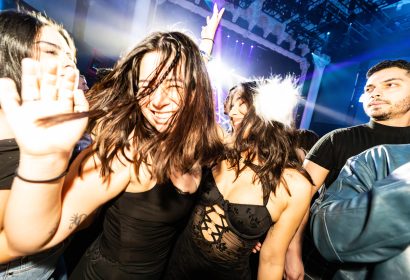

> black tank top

[
  {"left": 99, "top": 180, "right": 197, "bottom": 277},
  {"left": 0, "top": 138, "right": 19, "bottom": 189}
]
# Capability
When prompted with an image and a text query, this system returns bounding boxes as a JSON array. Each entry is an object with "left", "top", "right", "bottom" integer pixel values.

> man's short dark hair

[{"left": 367, "top": 59, "right": 410, "bottom": 78}]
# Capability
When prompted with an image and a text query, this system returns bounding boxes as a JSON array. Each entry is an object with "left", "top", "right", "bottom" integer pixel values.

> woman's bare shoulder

[{"left": 281, "top": 168, "right": 312, "bottom": 197}]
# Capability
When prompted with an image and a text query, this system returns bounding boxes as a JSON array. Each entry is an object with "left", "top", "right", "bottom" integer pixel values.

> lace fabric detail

[
  {"left": 187, "top": 169, "right": 273, "bottom": 264},
  {"left": 191, "top": 202, "right": 258, "bottom": 263},
  {"left": 163, "top": 170, "right": 273, "bottom": 280}
]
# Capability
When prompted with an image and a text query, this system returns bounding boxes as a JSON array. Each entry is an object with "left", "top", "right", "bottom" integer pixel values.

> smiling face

[
  {"left": 228, "top": 87, "right": 249, "bottom": 133},
  {"left": 362, "top": 67, "right": 410, "bottom": 126},
  {"left": 137, "top": 51, "right": 184, "bottom": 133}
]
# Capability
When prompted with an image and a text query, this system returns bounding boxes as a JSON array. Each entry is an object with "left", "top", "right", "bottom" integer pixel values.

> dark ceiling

[
  {"left": 192, "top": 0, "right": 410, "bottom": 60},
  {"left": 13, "top": 0, "right": 409, "bottom": 64}
]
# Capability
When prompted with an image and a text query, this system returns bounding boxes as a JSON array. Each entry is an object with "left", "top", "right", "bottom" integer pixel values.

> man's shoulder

[
  {"left": 325, "top": 123, "right": 369, "bottom": 137},
  {"left": 306, "top": 123, "right": 370, "bottom": 168},
  {"left": 315, "top": 123, "right": 369, "bottom": 146}
]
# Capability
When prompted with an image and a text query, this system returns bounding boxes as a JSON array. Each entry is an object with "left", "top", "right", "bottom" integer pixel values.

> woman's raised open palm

[{"left": 0, "top": 58, "right": 88, "bottom": 158}]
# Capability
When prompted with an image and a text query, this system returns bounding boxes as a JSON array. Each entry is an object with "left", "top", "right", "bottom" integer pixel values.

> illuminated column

[
  {"left": 73, "top": 0, "right": 90, "bottom": 42},
  {"left": 299, "top": 53, "right": 330, "bottom": 129},
  {"left": 298, "top": 59, "right": 310, "bottom": 84},
  {"left": 130, "top": 1, "right": 158, "bottom": 44}
]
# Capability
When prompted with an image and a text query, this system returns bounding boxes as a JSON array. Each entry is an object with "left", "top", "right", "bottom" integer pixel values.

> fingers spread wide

[{"left": 21, "top": 58, "right": 41, "bottom": 102}]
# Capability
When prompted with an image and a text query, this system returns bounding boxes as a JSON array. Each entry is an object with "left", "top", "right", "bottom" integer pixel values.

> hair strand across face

[{"left": 85, "top": 31, "right": 223, "bottom": 182}]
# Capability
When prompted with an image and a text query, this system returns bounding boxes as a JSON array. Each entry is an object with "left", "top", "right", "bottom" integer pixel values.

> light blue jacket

[{"left": 310, "top": 144, "right": 410, "bottom": 280}]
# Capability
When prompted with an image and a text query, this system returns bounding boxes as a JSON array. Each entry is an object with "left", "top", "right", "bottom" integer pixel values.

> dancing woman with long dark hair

[{"left": 165, "top": 78, "right": 313, "bottom": 280}]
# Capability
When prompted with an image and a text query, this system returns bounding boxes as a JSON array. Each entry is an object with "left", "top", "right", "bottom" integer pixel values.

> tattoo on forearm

[{"left": 69, "top": 213, "right": 88, "bottom": 230}]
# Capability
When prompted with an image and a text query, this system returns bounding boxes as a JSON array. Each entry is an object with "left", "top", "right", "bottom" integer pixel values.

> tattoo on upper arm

[{"left": 69, "top": 213, "right": 88, "bottom": 230}]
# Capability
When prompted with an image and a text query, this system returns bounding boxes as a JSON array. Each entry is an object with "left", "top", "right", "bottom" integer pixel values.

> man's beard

[{"left": 371, "top": 110, "right": 390, "bottom": 121}]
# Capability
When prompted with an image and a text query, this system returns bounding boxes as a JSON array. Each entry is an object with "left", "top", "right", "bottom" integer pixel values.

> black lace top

[{"left": 165, "top": 168, "right": 273, "bottom": 280}]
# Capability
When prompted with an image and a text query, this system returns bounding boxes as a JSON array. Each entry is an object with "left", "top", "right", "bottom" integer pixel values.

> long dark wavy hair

[
  {"left": 224, "top": 81, "right": 312, "bottom": 198},
  {"left": 0, "top": 10, "right": 75, "bottom": 94},
  {"left": 86, "top": 31, "right": 223, "bottom": 183}
]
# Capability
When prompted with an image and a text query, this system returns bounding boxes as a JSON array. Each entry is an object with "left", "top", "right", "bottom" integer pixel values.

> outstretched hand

[
  {"left": 0, "top": 58, "right": 88, "bottom": 158},
  {"left": 201, "top": 3, "right": 225, "bottom": 41}
]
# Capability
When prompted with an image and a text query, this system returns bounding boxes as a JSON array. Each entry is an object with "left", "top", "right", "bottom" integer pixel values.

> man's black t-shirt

[
  {"left": 306, "top": 120, "right": 410, "bottom": 188},
  {"left": 0, "top": 138, "right": 19, "bottom": 190}
]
